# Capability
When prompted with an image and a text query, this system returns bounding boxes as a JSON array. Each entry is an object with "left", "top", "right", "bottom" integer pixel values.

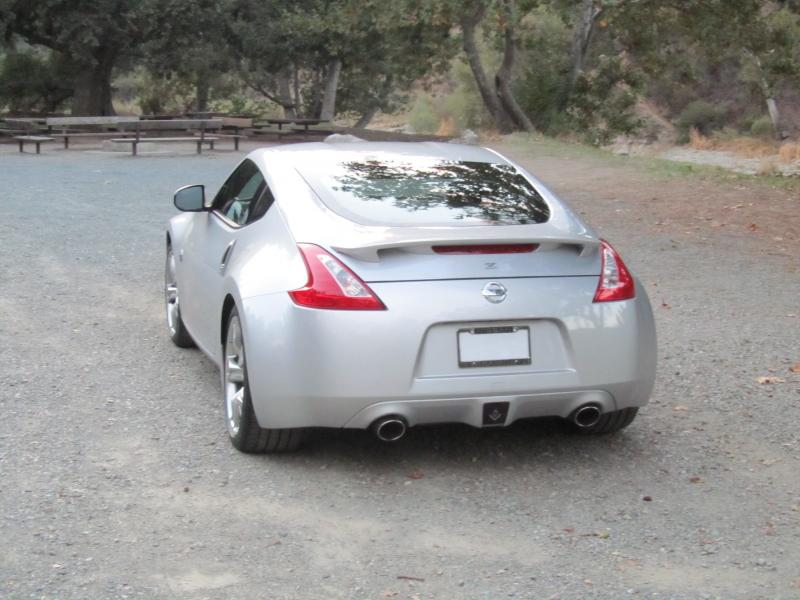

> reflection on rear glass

[{"left": 301, "top": 158, "right": 551, "bottom": 227}]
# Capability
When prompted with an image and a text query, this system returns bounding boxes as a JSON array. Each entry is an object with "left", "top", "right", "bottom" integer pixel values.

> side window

[
  {"left": 246, "top": 186, "right": 275, "bottom": 224},
  {"left": 212, "top": 159, "right": 265, "bottom": 226}
]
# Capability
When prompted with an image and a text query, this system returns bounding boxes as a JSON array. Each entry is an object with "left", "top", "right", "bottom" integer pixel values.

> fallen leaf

[
  {"left": 790, "top": 363, "right": 800, "bottom": 373},
  {"left": 563, "top": 527, "right": 575, "bottom": 533},
  {"left": 397, "top": 575, "right": 425, "bottom": 582},
  {"left": 748, "top": 223, "right": 758, "bottom": 231},
  {"left": 661, "top": 301, "right": 671, "bottom": 309},
  {"left": 689, "top": 476, "right": 703, "bottom": 484},
  {"left": 755, "top": 376, "right": 786, "bottom": 384},
  {"left": 408, "top": 469, "right": 425, "bottom": 480},
  {"left": 673, "top": 405, "right": 690, "bottom": 412},
  {"left": 642, "top": 496, "right": 653, "bottom": 502},
  {"left": 580, "top": 531, "right": 609, "bottom": 538}
]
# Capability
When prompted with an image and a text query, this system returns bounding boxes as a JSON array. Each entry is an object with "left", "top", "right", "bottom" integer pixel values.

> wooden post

[
  {"left": 18, "top": 140, "right": 23, "bottom": 153},
  {"left": 35, "top": 142, "right": 41, "bottom": 154}
]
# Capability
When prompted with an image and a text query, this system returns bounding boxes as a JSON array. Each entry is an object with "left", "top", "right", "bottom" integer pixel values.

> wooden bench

[
  {"left": 52, "top": 131, "right": 137, "bottom": 149},
  {"left": 14, "top": 135, "right": 54, "bottom": 154},
  {"left": 44, "top": 117, "right": 141, "bottom": 149},
  {"left": 264, "top": 118, "right": 330, "bottom": 131},
  {"left": 46, "top": 116, "right": 140, "bottom": 131},
  {"left": 129, "top": 119, "right": 224, "bottom": 155},
  {"left": 110, "top": 136, "right": 219, "bottom": 156}
]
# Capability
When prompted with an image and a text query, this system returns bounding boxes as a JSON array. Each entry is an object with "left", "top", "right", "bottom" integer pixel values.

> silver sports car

[{"left": 165, "top": 141, "right": 656, "bottom": 453}]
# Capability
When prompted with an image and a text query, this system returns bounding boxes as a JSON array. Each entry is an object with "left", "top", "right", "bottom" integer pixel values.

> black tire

[
  {"left": 223, "top": 307, "right": 307, "bottom": 453},
  {"left": 165, "top": 245, "right": 195, "bottom": 348},
  {"left": 570, "top": 407, "right": 639, "bottom": 435}
]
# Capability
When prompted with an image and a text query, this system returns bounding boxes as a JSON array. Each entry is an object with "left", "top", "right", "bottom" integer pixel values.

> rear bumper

[{"left": 239, "top": 276, "right": 656, "bottom": 429}]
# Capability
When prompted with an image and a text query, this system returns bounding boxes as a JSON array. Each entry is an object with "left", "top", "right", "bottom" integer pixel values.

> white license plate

[{"left": 457, "top": 326, "right": 531, "bottom": 368}]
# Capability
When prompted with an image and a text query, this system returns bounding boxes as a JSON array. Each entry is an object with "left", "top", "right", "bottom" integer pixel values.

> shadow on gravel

[{"left": 261, "top": 418, "right": 652, "bottom": 473}]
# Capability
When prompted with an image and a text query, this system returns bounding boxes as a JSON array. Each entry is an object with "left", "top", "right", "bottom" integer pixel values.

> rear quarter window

[{"left": 298, "top": 157, "right": 550, "bottom": 227}]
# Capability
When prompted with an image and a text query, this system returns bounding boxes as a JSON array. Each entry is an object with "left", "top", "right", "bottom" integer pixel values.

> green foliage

[
  {"left": 567, "top": 56, "right": 642, "bottom": 145},
  {"left": 750, "top": 115, "right": 775, "bottom": 138},
  {"left": 512, "top": 7, "right": 571, "bottom": 132},
  {"left": 0, "top": 47, "right": 74, "bottom": 113},
  {"left": 230, "top": 0, "right": 454, "bottom": 118},
  {"left": 676, "top": 100, "right": 727, "bottom": 137},
  {"left": 510, "top": 7, "right": 642, "bottom": 144},
  {"left": 408, "top": 95, "right": 439, "bottom": 133}
]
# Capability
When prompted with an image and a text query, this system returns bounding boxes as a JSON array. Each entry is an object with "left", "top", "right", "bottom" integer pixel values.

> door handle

[{"left": 219, "top": 240, "right": 236, "bottom": 274}]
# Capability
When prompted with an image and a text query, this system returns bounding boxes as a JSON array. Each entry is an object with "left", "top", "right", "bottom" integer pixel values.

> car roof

[{"left": 251, "top": 140, "right": 507, "bottom": 166}]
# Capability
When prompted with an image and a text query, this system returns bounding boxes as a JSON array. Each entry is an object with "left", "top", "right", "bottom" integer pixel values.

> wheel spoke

[{"left": 226, "top": 360, "right": 244, "bottom": 384}]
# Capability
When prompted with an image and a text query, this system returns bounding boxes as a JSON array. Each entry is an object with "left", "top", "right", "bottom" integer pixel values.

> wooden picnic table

[
  {"left": 264, "top": 118, "right": 330, "bottom": 131},
  {"left": 15, "top": 135, "right": 54, "bottom": 154}
]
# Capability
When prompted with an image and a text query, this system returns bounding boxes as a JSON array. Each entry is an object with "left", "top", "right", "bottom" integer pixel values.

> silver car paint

[{"left": 168, "top": 142, "right": 657, "bottom": 429}]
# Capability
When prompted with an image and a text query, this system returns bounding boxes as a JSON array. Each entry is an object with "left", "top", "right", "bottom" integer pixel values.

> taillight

[
  {"left": 289, "top": 244, "right": 386, "bottom": 310},
  {"left": 432, "top": 244, "right": 538, "bottom": 255},
  {"left": 593, "top": 240, "right": 635, "bottom": 302}
]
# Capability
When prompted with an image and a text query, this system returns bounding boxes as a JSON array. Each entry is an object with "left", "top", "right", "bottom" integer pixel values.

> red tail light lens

[
  {"left": 593, "top": 240, "right": 635, "bottom": 302},
  {"left": 289, "top": 244, "right": 386, "bottom": 310},
  {"left": 432, "top": 244, "right": 538, "bottom": 255}
]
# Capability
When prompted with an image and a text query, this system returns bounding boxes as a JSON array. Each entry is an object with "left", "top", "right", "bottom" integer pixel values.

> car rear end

[{"left": 241, "top": 144, "right": 656, "bottom": 433}]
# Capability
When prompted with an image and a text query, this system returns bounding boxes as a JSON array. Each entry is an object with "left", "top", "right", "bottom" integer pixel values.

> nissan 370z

[{"left": 165, "top": 141, "right": 657, "bottom": 453}]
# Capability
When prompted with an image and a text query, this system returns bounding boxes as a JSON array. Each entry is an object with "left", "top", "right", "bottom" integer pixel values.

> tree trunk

[
  {"left": 562, "top": 0, "right": 599, "bottom": 106},
  {"left": 766, "top": 96, "right": 782, "bottom": 140},
  {"left": 276, "top": 69, "right": 296, "bottom": 118},
  {"left": 71, "top": 58, "right": 115, "bottom": 116},
  {"left": 292, "top": 63, "right": 301, "bottom": 114},
  {"left": 747, "top": 50, "right": 782, "bottom": 140},
  {"left": 495, "top": 0, "right": 534, "bottom": 132},
  {"left": 460, "top": 5, "right": 515, "bottom": 133},
  {"left": 195, "top": 75, "right": 210, "bottom": 112},
  {"left": 319, "top": 58, "right": 342, "bottom": 121},
  {"left": 354, "top": 106, "right": 379, "bottom": 129}
]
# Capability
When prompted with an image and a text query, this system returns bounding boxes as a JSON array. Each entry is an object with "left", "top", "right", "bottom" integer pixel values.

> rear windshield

[{"left": 298, "top": 156, "right": 551, "bottom": 227}]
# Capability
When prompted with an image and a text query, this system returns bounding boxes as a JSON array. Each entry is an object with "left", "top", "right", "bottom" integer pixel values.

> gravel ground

[{"left": 1, "top": 144, "right": 799, "bottom": 600}]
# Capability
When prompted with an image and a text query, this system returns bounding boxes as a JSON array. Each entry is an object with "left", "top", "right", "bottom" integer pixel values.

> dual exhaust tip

[
  {"left": 371, "top": 416, "right": 408, "bottom": 442},
  {"left": 371, "top": 404, "right": 603, "bottom": 441},
  {"left": 572, "top": 404, "right": 602, "bottom": 429}
]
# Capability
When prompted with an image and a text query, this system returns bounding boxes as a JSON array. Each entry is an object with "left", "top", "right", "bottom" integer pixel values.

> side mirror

[{"left": 173, "top": 184, "right": 207, "bottom": 212}]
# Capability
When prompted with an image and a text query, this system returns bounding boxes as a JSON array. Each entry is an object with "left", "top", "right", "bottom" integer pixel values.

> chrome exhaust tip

[
  {"left": 573, "top": 404, "right": 602, "bottom": 429},
  {"left": 371, "top": 416, "right": 407, "bottom": 442}
]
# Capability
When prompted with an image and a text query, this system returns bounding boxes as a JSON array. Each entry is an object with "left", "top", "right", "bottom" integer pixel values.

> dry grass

[
  {"left": 687, "top": 128, "right": 789, "bottom": 161},
  {"left": 778, "top": 142, "right": 800, "bottom": 164},
  {"left": 756, "top": 158, "right": 780, "bottom": 176},
  {"left": 716, "top": 136, "right": 779, "bottom": 157},
  {"left": 688, "top": 128, "right": 714, "bottom": 150},
  {"left": 436, "top": 116, "right": 458, "bottom": 137}
]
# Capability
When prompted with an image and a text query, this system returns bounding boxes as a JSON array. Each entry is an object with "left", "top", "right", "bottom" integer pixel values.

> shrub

[
  {"left": 676, "top": 100, "right": 726, "bottom": 137},
  {"left": 0, "top": 49, "right": 74, "bottom": 113},
  {"left": 408, "top": 94, "right": 439, "bottom": 133},
  {"left": 749, "top": 115, "right": 775, "bottom": 138}
]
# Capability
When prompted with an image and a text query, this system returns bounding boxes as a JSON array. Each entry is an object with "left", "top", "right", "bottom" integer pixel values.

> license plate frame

[{"left": 457, "top": 326, "right": 531, "bottom": 368}]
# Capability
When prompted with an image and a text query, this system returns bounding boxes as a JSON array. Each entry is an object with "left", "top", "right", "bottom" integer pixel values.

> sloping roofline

[{"left": 251, "top": 141, "right": 508, "bottom": 167}]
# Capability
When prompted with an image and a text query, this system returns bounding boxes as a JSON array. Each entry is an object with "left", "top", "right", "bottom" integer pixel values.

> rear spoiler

[{"left": 330, "top": 225, "right": 599, "bottom": 262}]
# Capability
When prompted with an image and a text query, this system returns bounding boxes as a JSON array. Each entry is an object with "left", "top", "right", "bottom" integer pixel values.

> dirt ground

[{"left": 1, "top": 138, "right": 798, "bottom": 599}]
